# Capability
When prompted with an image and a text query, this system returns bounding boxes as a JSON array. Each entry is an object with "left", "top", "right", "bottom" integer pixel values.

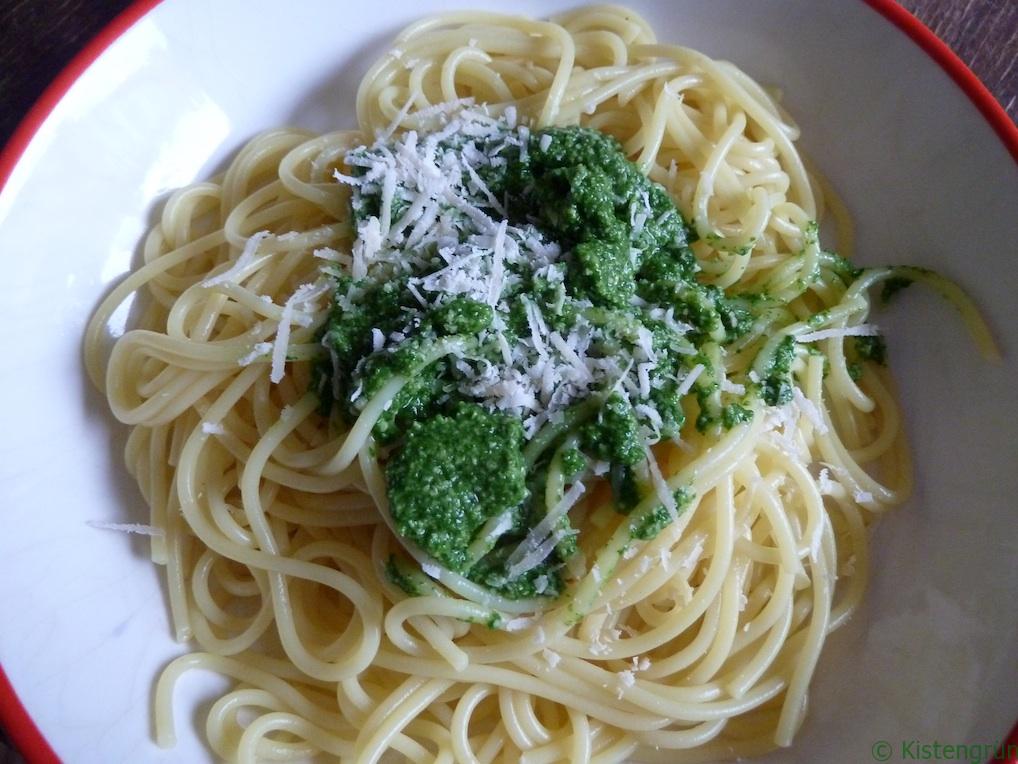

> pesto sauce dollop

[
  {"left": 317, "top": 109, "right": 760, "bottom": 600},
  {"left": 386, "top": 403, "right": 527, "bottom": 572}
]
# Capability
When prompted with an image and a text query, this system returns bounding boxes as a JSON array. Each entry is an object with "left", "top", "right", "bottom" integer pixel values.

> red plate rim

[{"left": 0, "top": 1, "right": 1015, "bottom": 762}]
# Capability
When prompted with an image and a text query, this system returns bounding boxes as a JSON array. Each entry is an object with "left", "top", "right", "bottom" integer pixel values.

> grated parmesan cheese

[
  {"left": 334, "top": 106, "right": 699, "bottom": 432},
  {"left": 614, "top": 670, "right": 636, "bottom": 699},
  {"left": 505, "top": 489, "right": 584, "bottom": 582},
  {"left": 86, "top": 521, "right": 164, "bottom": 537},
  {"left": 270, "top": 279, "right": 330, "bottom": 384},
  {"left": 675, "top": 364, "right": 704, "bottom": 397},
  {"left": 203, "top": 230, "right": 271, "bottom": 288},
  {"left": 817, "top": 467, "right": 835, "bottom": 495},
  {"left": 645, "top": 449, "right": 678, "bottom": 521},
  {"left": 796, "top": 324, "right": 879, "bottom": 343},
  {"left": 238, "top": 342, "right": 272, "bottom": 367},
  {"left": 792, "top": 387, "right": 829, "bottom": 434}
]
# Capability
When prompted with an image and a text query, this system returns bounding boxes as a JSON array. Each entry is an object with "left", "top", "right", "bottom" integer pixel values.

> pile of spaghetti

[{"left": 84, "top": 6, "right": 988, "bottom": 763}]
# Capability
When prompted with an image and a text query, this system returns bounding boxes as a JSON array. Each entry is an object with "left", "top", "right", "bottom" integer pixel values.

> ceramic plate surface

[{"left": 0, "top": 1, "right": 1016, "bottom": 762}]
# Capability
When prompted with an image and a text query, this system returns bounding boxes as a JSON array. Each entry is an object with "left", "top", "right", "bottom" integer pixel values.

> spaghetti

[{"left": 83, "top": 6, "right": 991, "bottom": 763}]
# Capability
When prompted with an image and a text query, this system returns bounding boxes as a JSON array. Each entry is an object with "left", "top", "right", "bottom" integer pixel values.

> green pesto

[
  {"left": 467, "top": 543, "right": 563, "bottom": 600},
  {"left": 760, "top": 335, "right": 797, "bottom": 406},
  {"left": 386, "top": 403, "right": 527, "bottom": 572},
  {"left": 580, "top": 393, "right": 645, "bottom": 466},
  {"left": 574, "top": 239, "right": 636, "bottom": 307},
  {"left": 721, "top": 403, "right": 754, "bottom": 429},
  {"left": 609, "top": 463, "right": 643, "bottom": 514},
  {"left": 822, "top": 251, "right": 863, "bottom": 286},
  {"left": 326, "top": 278, "right": 407, "bottom": 356},
  {"left": 880, "top": 276, "right": 913, "bottom": 304},
  {"left": 552, "top": 524, "right": 579, "bottom": 562},
  {"left": 321, "top": 120, "right": 844, "bottom": 605},
  {"left": 316, "top": 275, "right": 409, "bottom": 414},
  {"left": 507, "top": 127, "right": 691, "bottom": 268},
  {"left": 628, "top": 487, "right": 694, "bottom": 540},
  {"left": 429, "top": 297, "right": 494, "bottom": 336},
  {"left": 674, "top": 284, "right": 754, "bottom": 341},
  {"left": 560, "top": 446, "right": 587, "bottom": 482},
  {"left": 510, "top": 127, "right": 749, "bottom": 346},
  {"left": 384, "top": 554, "right": 424, "bottom": 597},
  {"left": 369, "top": 364, "right": 445, "bottom": 444},
  {"left": 354, "top": 337, "right": 450, "bottom": 444},
  {"left": 854, "top": 335, "right": 888, "bottom": 365},
  {"left": 695, "top": 398, "right": 721, "bottom": 433},
  {"left": 648, "top": 379, "right": 686, "bottom": 440}
]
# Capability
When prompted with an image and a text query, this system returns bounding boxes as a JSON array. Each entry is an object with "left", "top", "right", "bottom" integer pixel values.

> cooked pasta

[{"left": 83, "top": 6, "right": 993, "bottom": 763}]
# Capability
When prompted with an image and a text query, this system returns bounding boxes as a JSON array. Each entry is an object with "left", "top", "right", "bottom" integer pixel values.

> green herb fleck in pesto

[
  {"left": 429, "top": 297, "right": 494, "bottom": 336},
  {"left": 609, "top": 463, "right": 643, "bottom": 514},
  {"left": 560, "top": 446, "right": 587, "bottom": 481},
  {"left": 384, "top": 554, "right": 424, "bottom": 597},
  {"left": 721, "top": 403, "right": 754, "bottom": 429},
  {"left": 580, "top": 393, "right": 645, "bottom": 466},
  {"left": 629, "top": 487, "right": 694, "bottom": 540},
  {"left": 854, "top": 335, "right": 888, "bottom": 365},
  {"left": 880, "top": 276, "right": 913, "bottom": 304},
  {"left": 760, "top": 336, "right": 797, "bottom": 406}
]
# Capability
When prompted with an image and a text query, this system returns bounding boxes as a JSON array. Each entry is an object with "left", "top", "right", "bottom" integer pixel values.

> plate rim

[{"left": 0, "top": 1, "right": 1015, "bottom": 762}]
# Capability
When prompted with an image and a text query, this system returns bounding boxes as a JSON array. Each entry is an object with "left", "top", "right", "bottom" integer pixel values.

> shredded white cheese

[
  {"left": 796, "top": 324, "right": 879, "bottom": 343},
  {"left": 792, "top": 386, "right": 829, "bottom": 434},
  {"left": 853, "top": 489, "right": 875, "bottom": 504},
  {"left": 675, "top": 364, "right": 705, "bottom": 397},
  {"left": 645, "top": 449, "right": 678, "bottom": 521},
  {"left": 270, "top": 279, "right": 330, "bottom": 384},
  {"left": 542, "top": 648, "right": 562, "bottom": 668},
  {"left": 238, "top": 342, "right": 272, "bottom": 367},
  {"left": 203, "top": 231, "right": 271, "bottom": 287},
  {"left": 334, "top": 106, "right": 698, "bottom": 436},
  {"left": 614, "top": 670, "right": 636, "bottom": 699},
  {"left": 505, "top": 481, "right": 586, "bottom": 580},
  {"left": 817, "top": 467, "right": 836, "bottom": 495},
  {"left": 503, "top": 616, "right": 537, "bottom": 632},
  {"left": 86, "top": 521, "right": 164, "bottom": 537},
  {"left": 721, "top": 378, "right": 746, "bottom": 395}
]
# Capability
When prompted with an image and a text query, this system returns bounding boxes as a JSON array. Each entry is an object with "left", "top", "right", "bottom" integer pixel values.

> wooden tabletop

[{"left": 0, "top": 1, "right": 1015, "bottom": 762}]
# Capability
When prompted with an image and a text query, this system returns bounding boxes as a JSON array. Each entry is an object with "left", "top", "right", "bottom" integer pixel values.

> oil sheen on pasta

[{"left": 84, "top": 5, "right": 986, "bottom": 763}]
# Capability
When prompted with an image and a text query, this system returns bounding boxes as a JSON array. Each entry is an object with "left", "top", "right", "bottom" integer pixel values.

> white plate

[{"left": 1, "top": 1, "right": 1016, "bottom": 762}]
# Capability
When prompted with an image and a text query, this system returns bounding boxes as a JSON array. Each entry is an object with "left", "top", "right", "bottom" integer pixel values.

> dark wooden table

[{"left": 0, "top": 1, "right": 1014, "bottom": 762}]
